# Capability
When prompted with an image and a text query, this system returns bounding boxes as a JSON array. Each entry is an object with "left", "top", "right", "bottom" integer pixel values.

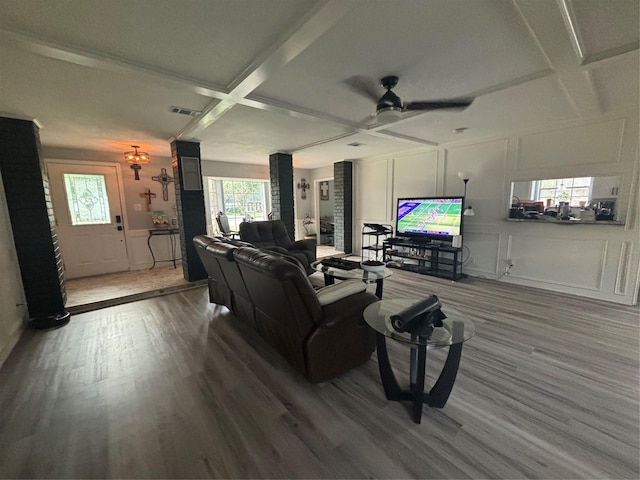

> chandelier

[
  {"left": 124, "top": 145, "right": 150, "bottom": 164},
  {"left": 124, "top": 145, "right": 150, "bottom": 180}
]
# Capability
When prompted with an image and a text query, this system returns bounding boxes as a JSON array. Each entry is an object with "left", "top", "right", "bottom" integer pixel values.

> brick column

[
  {"left": 334, "top": 161, "right": 353, "bottom": 253},
  {"left": 269, "top": 152, "right": 295, "bottom": 239},
  {"left": 0, "top": 117, "right": 68, "bottom": 323},
  {"left": 170, "top": 140, "right": 207, "bottom": 282}
]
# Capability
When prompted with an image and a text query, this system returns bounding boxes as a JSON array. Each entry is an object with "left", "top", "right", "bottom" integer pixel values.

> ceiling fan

[{"left": 346, "top": 75, "right": 474, "bottom": 124}]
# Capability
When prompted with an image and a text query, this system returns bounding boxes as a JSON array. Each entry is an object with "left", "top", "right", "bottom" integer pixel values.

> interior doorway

[{"left": 316, "top": 178, "right": 335, "bottom": 246}]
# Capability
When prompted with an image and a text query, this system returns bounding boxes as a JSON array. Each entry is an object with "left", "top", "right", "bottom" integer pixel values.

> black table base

[
  {"left": 375, "top": 333, "right": 463, "bottom": 423},
  {"left": 147, "top": 228, "right": 180, "bottom": 269}
]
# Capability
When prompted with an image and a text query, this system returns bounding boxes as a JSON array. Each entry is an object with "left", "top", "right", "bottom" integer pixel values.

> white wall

[
  {"left": 318, "top": 180, "right": 334, "bottom": 218},
  {"left": 0, "top": 170, "right": 28, "bottom": 367},
  {"left": 200, "top": 160, "right": 269, "bottom": 180},
  {"left": 350, "top": 111, "right": 639, "bottom": 305}
]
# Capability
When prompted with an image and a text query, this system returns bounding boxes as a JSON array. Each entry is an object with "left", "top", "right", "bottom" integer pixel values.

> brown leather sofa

[
  {"left": 193, "top": 235, "right": 378, "bottom": 383},
  {"left": 238, "top": 219, "right": 316, "bottom": 274}
]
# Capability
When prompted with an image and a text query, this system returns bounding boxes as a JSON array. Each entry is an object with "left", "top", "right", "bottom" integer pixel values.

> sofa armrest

[
  {"left": 288, "top": 238, "right": 316, "bottom": 252},
  {"left": 305, "top": 291, "right": 378, "bottom": 383},
  {"left": 316, "top": 280, "right": 366, "bottom": 306}
]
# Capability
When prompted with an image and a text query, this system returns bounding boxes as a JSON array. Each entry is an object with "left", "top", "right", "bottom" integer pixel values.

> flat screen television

[{"left": 395, "top": 196, "right": 464, "bottom": 242}]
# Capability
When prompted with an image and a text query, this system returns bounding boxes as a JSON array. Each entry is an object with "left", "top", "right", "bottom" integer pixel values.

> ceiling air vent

[{"left": 169, "top": 106, "right": 201, "bottom": 117}]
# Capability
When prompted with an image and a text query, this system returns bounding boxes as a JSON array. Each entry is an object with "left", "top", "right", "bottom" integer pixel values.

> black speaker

[{"left": 390, "top": 295, "right": 446, "bottom": 338}]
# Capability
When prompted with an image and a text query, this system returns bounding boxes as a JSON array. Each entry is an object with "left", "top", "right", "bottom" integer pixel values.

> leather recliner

[
  {"left": 233, "top": 246, "right": 378, "bottom": 383},
  {"left": 193, "top": 235, "right": 378, "bottom": 383},
  {"left": 238, "top": 219, "right": 316, "bottom": 274},
  {"left": 194, "top": 235, "right": 256, "bottom": 327},
  {"left": 193, "top": 235, "right": 230, "bottom": 307}
]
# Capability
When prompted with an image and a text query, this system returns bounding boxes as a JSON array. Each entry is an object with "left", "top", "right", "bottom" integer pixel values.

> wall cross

[
  {"left": 130, "top": 163, "right": 142, "bottom": 181},
  {"left": 140, "top": 188, "right": 156, "bottom": 211},
  {"left": 151, "top": 168, "right": 175, "bottom": 201}
]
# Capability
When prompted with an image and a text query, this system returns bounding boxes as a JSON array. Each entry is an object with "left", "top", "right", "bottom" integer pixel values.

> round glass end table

[
  {"left": 311, "top": 258, "right": 392, "bottom": 298},
  {"left": 364, "top": 299, "right": 475, "bottom": 423}
]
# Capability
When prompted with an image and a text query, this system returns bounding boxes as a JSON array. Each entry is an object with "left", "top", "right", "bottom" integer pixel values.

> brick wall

[
  {"left": 333, "top": 161, "right": 353, "bottom": 253},
  {"left": 170, "top": 140, "right": 207, "bottom": 282},
  {"left": 269, "top": 153, "right": 295, "bottom": 239},
  {"left": 0, "top": 117, "right": 66, "bottom": 318}
]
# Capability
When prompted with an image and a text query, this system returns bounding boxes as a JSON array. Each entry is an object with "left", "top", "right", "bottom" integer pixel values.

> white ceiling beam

[
  {"left": 556, "top": 0, "right": 585, "bottom": 63},
  {"left": 176, "top": 0, "right": 354, "bottom": 139},
  {"left": 581, "top": 44, "right": 640, "bottom": 69},
  {"left": 0, "top": 26, "right": 232, "bottom": 99},
  {"left": 240, "top": 94, "right": 361, "bottom": 129},
  {"left": 513, "top": 0, "right": 601, "bottom": 117}
]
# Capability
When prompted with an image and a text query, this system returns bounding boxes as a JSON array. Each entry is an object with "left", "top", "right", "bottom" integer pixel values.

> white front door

[{"left": 47, "top": 161, "right": 129, "bottom": 279}]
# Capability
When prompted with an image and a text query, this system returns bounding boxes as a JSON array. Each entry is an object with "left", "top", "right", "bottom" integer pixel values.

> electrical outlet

[{"left": 505, "top": 260, "right": 514, "bottom": 275}]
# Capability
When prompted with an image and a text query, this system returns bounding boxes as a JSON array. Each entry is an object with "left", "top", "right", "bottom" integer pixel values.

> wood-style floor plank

[{"left": 0, "top": 270, "right": 638, "bottom": 479}]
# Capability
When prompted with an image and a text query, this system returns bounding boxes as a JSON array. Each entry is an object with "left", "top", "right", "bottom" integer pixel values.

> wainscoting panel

[
  {"left": 462, "top": 229, "right": 501, "bottom": 276},
  {"left": 615, "top": 241, "right": 633, "bottom": 296},
  {"left": 392, "top": 151, "right": 439, "bottom": 199},
  {"left": 355, "top": 157, "right": 391, "bottom": 225},
  {"left": 516, "top": 118, "right": 625, "bottom": 170},
  {"left": 506, "top": 234, "right": 607, "bottom": 290}
]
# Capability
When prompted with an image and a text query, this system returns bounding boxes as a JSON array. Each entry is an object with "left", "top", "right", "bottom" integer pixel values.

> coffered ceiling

[{"left": 0, "top": 0, "right": 637, "bottom": 169}]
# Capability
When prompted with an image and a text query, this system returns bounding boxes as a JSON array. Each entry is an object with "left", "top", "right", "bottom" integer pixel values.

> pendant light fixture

[{"left": 124, "top": 145, "right": 150, "bottom": 180}]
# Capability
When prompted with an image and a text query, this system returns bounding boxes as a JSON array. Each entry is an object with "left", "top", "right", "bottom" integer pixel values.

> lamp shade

[{"left": 463, "top": 206, "right": 475, "bottom": 216}]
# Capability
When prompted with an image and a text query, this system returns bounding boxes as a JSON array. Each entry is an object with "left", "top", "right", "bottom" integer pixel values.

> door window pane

[{"left": 63, "top": 174, "right": 111, "bottom": 225}]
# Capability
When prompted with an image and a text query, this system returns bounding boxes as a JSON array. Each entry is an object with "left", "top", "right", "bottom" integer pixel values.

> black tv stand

[{"left": 383, "top": 237, "right": 463, "bottom": 281}]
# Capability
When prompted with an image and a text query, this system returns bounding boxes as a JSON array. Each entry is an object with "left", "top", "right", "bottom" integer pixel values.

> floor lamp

[{"left": 458, "top": 171, "right": 475, "bottom": 216}]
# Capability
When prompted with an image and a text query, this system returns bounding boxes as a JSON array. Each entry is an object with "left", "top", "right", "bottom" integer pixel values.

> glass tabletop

[
  {"left": 363, "top": 299, "right": 475, "bottom": 347},
  {"left": 311, "top": 258, "right": 392, "bottom": 282}
]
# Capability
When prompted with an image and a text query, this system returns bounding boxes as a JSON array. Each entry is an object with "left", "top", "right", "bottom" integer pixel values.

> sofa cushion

[
  {"left": 239, "top": 220, "right": 292, "bottom": 248},
  {"left": 238, "top": 220, "right": 317, "bottom": 274}
]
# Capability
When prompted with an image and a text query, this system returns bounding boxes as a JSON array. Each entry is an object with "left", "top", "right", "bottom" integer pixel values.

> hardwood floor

[{"left": 0, "top": 270, "right": 638, "bottom": 478}]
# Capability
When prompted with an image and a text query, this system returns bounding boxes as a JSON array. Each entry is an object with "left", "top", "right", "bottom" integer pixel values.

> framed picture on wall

[{"left": 320, "top": 181, "right": 329, "bottom": 201}]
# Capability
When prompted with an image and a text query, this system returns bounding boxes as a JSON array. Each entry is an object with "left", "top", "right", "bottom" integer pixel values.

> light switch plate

[{"left": 133, "top": 203, "right": 142, "bottom": 211}]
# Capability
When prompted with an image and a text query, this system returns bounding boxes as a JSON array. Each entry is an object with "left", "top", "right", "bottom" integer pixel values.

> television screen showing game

[{"left": 395, "top": 197, "right": 463, "bottom": 241}]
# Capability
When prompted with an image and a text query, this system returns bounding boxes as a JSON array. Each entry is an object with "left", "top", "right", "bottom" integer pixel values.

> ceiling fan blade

[
  {"left": 344, "top": 76, "right": 380, "bottom": 103},
  {"left": 403, "top": 98, "right": 474, "bottom": 112}
]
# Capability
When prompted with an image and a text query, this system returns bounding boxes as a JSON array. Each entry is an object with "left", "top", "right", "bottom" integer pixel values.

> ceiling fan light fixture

[{"left": 376, "top": 106, "right": 402, "bottom": 123}]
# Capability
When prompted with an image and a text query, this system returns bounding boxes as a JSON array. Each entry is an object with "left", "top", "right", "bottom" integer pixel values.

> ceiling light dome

[{"left": 376, "top": 106, "right": 402, "bottom": 123}]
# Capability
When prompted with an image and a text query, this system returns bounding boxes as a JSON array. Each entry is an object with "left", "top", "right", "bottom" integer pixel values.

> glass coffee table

[
  {"left": 364, "top": 299, "right": 475, "bottom": 423},
  {"left": 311, "top": 257, "right": 392, "bottom": 299}
]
